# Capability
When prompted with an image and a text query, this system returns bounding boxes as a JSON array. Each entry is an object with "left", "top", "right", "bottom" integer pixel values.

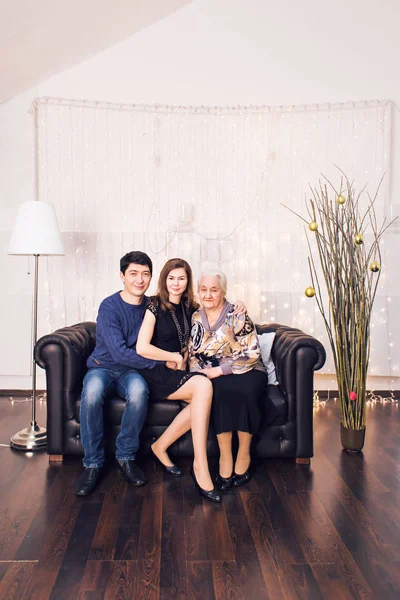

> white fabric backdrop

[{"left": 34, "top": 97, "right": 399, "bottom": 382}]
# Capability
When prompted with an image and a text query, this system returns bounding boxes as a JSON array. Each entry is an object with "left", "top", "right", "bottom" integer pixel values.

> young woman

[{"left": 136, "top": 258, "right": 220, "bottom": 502}]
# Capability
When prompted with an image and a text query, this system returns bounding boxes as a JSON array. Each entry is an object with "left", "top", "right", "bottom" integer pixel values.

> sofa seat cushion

[
  {"left": 74, "top": 396, "right": 182, "bottom": 427},
  {"left": 74, "top": 385, "right": 285, "bottom": 428}
]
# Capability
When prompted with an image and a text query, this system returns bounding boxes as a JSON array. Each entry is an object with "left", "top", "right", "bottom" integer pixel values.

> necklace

[{"left": 170, "top": 301, "right": 190, "bottom": 354}]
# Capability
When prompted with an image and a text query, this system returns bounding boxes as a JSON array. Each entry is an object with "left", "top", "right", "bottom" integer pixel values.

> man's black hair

[{"left": 120, "top": 251, "right": 153, "bottom": 275}]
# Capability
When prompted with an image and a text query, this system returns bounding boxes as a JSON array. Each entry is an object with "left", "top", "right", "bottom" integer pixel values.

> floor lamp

[{"left": 8, "top": 201, "right": 64, "bottom": 451}]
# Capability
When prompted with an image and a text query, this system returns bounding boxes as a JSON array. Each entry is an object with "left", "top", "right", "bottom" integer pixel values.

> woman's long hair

[{"left": 156, "top": 258, "right": 199, "bottom": 313}]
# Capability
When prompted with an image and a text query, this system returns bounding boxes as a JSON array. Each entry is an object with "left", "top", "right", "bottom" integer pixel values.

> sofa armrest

[
  {"left": 34, "top": 322, "right": 96, "bottom": 454},
  {"left": 257, "top": 323, "right": 326, "bottom": 458}
]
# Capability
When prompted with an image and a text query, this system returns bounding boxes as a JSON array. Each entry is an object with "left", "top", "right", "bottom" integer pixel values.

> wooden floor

[{"left": 0, "top": 397, "right": 399, "bottom": 600}]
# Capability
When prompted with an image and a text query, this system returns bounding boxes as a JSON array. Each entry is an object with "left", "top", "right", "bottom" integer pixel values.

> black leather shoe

[
  {"left": 190, "top": 468, "right": 222, "bottom": 503},
  {"left": 116, "top": 459, "right": 147, "bottom": 486},
  {"left": 151, "top": 446, "right": 183, "bottom": 477},
  {"left": 75, "top": 467, "right": 100, "bottom": 496},
  {"left": 215, "top": 473, "right": 234, "bottom": 491},
  {"left": 232, "top": 468, "right": 252, "bottom": 487}
]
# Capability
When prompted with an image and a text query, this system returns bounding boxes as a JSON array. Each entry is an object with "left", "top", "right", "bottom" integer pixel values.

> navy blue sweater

[{"left": 87, "top": 292, "right": 157, "bottom": 371}]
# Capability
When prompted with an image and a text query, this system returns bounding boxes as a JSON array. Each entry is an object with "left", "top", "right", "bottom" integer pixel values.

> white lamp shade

[{"left": 8, "top": 201, "right": 64, "bottom": 255}]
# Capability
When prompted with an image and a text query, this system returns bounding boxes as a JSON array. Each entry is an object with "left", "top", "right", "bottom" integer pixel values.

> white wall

[{"left": 1, "top": 0, "right": 399, "bottom": 390}]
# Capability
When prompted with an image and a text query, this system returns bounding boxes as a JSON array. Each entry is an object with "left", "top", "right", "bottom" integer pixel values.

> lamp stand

[{"left": 10, "top": 254, "right": 47, "bottom": 451}]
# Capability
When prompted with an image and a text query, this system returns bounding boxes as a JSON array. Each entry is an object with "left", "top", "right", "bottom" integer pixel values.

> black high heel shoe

[
  {"left": 215, "top": 473, "right": 234, "bottom": 491},
  {"left": 232, "top": 466, "right": 252, "bottom": 487},
  {"left": 151, "top": 445, "right": 183, "bottom": 477},
  {"left": 190, "top": 468, "right": 222, "bottom": 503}
]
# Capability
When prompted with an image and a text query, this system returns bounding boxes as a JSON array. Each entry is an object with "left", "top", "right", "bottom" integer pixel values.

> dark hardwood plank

[
  {"left": 0, "top": 446, "right": 33, "bottom": 496},
  {"left": 313, "top": 453, "right": 398, "bottom": 563},
  {"left": 78, "top": 560, "right": 137, "bottom": 600},
  {"left": 0, "top": 562, "right": 36, "bottom": 600},
  {"left": 296, "top": 491, "right": 372, "bottom": 599},
  {"left": 211, "top": 561, "right": 242, "bottom": 600},
  {"left": 385, "top": 445, "right": 400, "bottom": 461},
  {"left": 21, "top": 492, "right": 82, "bottom": 599},
  {"left": 269, "top": 472, "right": 334, "bottom": 565},
  {"left": 114, "top": 488, "right": 144, "bottom": 560},
  {"left": 49, "top": 502, "right": 102, "bottom": 599},
  {"left": 15, "top": 463, "right": 78, "bottom": 560},
  {"left": 350, "top": 490, "right": 400, "bottom": 555},
  {"left": 241, "top": 491, "right": 298, "bottom": 599},
  {"left": 201, "top": 496, "right": 235, "bottom": 562},
  {"left": 223, "top": 491, "right": 269, "bottom": 599},
  {"left": 326, "top": 446, "right": 389, "bottom": 499},
  {"left": 0, "top": 455, "right": 58, "bottom": 560},
  {"left": 311, "top": 563, "right": 366, "bottom": 600},
  {"left": 361, "top": 444, "right": 400, "bottom": 489},
  {"left": 159, "top": 476, "right": 186, "bottom": 600},
  {"left": 256, "top": 468, "right": 307, "bottom": 564},
  {"left": 266, "top": 459, "right": 313, "bottom": 494},
  {"left": 78, "top": 560, "right": 115, "bottom": 599},
  {"left": 183, "top": 472, "right": 209, "bottom": 561},
  {"left": 133, "top": 491, "right": 162, "bottom": 600},
  {"left": 187, "top": 562, "right": 215, "bottom": 600},
  {"left": 286, "top": 564, "right": 323, "bottom": 600},
  {"left": 88, "top": 472, "right": 127, "bottom": 561},
  {"left": 309, "top": 454, "right": 395, "bottom": 597}
]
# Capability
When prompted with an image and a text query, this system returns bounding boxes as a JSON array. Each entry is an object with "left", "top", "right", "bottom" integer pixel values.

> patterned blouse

[{"left": 189, "top": 300, "right": 265, "bottom": 376}]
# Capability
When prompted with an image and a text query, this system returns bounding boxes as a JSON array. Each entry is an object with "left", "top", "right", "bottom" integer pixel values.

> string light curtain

[{"left": 34, "top": 97, "right": 398, "bottom": 385}]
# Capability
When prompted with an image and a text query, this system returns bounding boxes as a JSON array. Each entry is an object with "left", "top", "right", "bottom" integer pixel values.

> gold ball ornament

[
  {"left": 354, "top": 233, "right": 364, "bottom": 245},
  {"left": 336, "top": 195, "right": 346, "bottom": 205},
  {"left": 305, "top": 287, "right": 316, "bottom": 298},
  {"left": 308, "top": 221, "right": 318, "bottom": 231},
  {"left": 369, "top": 261, "right": 380, "bottom": 272}
]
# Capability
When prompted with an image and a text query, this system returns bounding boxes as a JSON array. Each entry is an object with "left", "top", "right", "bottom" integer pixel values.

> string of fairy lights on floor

[{"left": 313, "top": 390, "right": 398, "bottom": 407}]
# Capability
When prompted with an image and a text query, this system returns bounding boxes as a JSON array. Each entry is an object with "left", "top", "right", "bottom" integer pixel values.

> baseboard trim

[{"left": 0, "top": 390, "right": 46, "bottom": 397}]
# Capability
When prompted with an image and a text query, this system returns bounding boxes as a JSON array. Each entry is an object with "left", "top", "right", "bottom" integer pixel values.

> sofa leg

[
  {"left": 49, "top": 454, "right": 63, "bottom": 463},
  {"left": 296, "top": 457, "right": 310, "bottom": 465}
]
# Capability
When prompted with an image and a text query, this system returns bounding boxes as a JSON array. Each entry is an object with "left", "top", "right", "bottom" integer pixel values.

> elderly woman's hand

[
  {"left": 233, "top": 300, "right": 247, "bottom": 315},
  {"left": 202, "top": 367, "right": 223, "bottom": 379}
]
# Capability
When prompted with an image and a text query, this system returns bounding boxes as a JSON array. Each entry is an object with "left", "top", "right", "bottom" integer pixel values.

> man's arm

[{"left": 98, "top": 304, "right": 157, "bottom": 370}]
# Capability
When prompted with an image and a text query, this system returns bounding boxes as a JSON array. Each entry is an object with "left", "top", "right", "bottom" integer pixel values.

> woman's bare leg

[
  {"left": 151, "top": 404, "right": 191, "bottom": 467},
  {"left": 235, "top": 431, "right": 253, "bottom": 474},
  {"left": 216, "top": 432, "right": 233, "bottom": 478},
  {"left": 153, "top": 375, "right": 214, "bottom": 490}
]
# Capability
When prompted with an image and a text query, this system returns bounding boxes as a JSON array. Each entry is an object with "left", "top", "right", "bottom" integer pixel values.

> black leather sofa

[{"left": 34, "top": 322, "right": 325, "bottom": 464}]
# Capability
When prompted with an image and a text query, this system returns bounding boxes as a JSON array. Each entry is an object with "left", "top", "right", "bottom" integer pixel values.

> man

[{"left": 76, "top": 251, "right": 159, "bottom": 496}]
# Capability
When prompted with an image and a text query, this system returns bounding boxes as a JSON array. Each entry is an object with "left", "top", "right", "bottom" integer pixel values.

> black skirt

[
  {"left": 211, "top": 369, "right": 268, "bottom": 434},
  {"left": 141, "top": 365, "right": 200, "bottom": 401}
]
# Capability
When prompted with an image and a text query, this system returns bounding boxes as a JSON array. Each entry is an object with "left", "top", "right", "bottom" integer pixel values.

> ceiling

[{"left": 0, "top": 0, "right": 191, "bottom": 104}]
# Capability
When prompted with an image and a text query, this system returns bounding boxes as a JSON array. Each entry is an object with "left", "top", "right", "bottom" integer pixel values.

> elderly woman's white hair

[{"left": 198, "top": 269, "right": 227, "bottom": 295}]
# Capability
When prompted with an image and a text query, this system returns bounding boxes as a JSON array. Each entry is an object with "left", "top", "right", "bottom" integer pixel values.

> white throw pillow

[{"left": 258, "top": 332, "right": 279, "bottom": 385}]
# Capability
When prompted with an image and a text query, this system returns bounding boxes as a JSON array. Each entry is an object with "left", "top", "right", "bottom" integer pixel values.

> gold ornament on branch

[
  {"left": 308, "top": 221, "right": 318, "bottom": 231},
  {"left": 305, "top": 287, "right": 316, "bottom": 298},
  {"left": 369, "top": 261, "right": 380, "bottom": 272},
  {"left": 336, "top": 195, "right": 346, "bottom": 205},
  {"left": 354, "top": 233, "right": 364, "bottom": 245}
]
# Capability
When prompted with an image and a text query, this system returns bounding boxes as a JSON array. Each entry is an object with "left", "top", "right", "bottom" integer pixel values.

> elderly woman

[{"left": 189, "top": 269, "right": 267, "bottom": 490}]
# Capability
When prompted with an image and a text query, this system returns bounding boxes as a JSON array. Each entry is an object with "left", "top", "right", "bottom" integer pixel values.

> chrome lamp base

[{"left": 10, "top": 422, "right": 47, "bottom": 451}]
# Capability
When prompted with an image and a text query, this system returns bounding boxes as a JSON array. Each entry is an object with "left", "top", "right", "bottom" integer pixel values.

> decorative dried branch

[{"left": 284, "top": 171, "right": 397, "bottom": 429}]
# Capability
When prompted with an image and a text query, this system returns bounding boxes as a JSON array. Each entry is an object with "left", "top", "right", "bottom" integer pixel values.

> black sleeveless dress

[{"left": 140, "top": 297, "right": 200, "bottom": 401}]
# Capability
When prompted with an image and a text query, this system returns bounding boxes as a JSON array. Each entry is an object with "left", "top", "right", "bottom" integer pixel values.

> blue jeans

[{"left": 80, "top": 367, "right": 149, "bottom": 468}]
